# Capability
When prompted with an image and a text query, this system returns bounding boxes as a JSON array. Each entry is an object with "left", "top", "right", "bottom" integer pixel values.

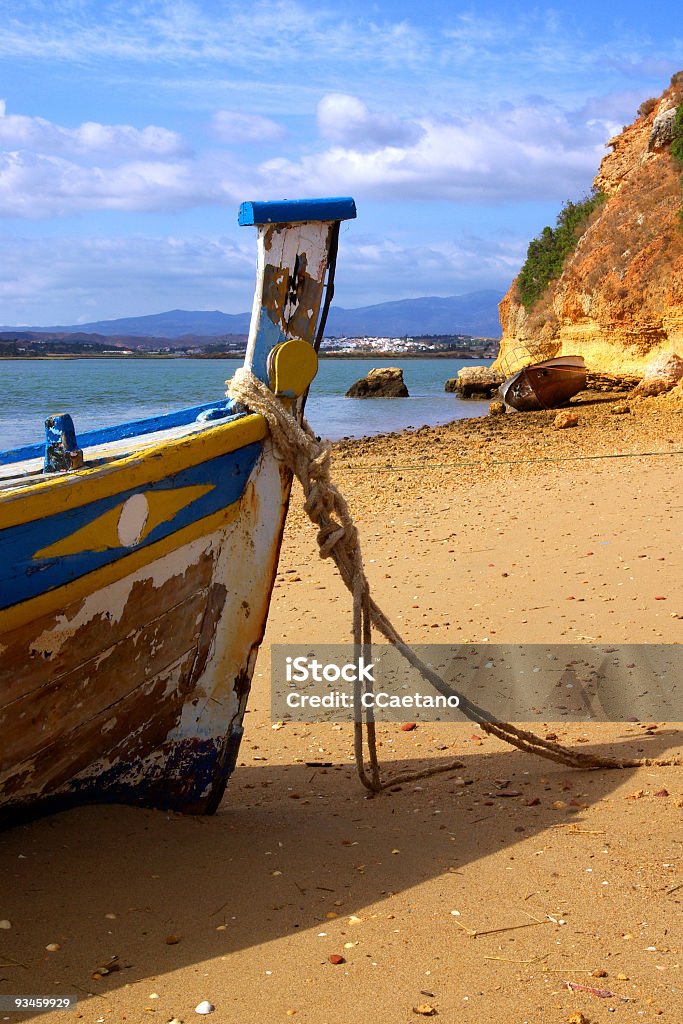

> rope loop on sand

[{"left": 227, "top": 369, "right": 680, "bottom": 791}]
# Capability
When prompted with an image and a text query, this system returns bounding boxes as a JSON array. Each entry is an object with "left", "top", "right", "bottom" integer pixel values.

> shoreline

[{"left": 0, "top": 351, "right": 497, "bottom": 361}]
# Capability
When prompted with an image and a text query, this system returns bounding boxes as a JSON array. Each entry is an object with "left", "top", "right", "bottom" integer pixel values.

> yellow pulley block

[{"left": 267, "top": 338, "right": 319, "bottom": 399}]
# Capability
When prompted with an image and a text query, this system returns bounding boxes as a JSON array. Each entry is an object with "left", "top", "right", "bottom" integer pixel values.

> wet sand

[{"left": 0, "top": 394, "right": 681, "bottom": 1023}]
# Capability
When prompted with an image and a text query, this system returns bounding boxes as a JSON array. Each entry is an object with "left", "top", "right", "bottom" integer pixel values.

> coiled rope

[{"left": 227, "top": 369, "right": 681, "bottom": 792}]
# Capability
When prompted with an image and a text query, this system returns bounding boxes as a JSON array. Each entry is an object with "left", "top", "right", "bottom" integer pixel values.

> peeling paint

[{"left": 1, "top": 201, "right": 351, "bottom": 826}]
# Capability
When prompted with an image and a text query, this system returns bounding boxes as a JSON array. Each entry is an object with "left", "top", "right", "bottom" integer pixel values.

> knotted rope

[{"left": 228, "top": 368, "right": 681, "bottom": 791}]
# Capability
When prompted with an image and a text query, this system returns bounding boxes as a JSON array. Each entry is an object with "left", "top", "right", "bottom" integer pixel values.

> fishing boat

[
  {"left": 501, "top": 355, "right": 587, "bottom": 411},
  {"left": 0, "top": 196, "right": 356, "bottom": 826}
]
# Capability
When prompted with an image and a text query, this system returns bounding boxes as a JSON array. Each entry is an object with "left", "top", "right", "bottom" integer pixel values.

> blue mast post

[
  {"left": 238, "top": 196, "right": 356, "bottom": 387},
  {"left": 238, "top": 197, "right": 356, "bottom": 226}
]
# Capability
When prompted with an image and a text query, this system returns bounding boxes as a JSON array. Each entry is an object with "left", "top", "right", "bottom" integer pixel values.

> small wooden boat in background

[
  {"left": 0, "top": 196, "right": 356, "bottom": 826},
  {"left": 501, "top": 355, "right": 587, "bottom": 411}
]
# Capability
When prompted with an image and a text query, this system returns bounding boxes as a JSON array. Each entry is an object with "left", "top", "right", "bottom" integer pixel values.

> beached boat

[
  {"left": 501, "top": 355, "right": 587, "bottom": 411},
  {"left": 0, "top": 196, "right": 356, "bottom": 826}
]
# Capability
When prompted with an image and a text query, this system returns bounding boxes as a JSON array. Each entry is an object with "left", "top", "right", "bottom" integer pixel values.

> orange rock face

[{"left": 495, "top": 78, "right": 683, "bottom": 376}]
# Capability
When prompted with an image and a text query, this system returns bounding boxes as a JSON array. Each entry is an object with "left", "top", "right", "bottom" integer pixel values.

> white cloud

[
  {"left": 0, "top": 1, "right": 433, "bottom": 72},
  {"left": 0, "top": 92, "right": 618, "bottom": 217},
  {"left": 0, "top": 101, "right": 185, "bottom": 158},
  {"left": 317, "top": 94, "right": 423, "bottom": 150},
  {"left": 259, "top": 97, "right": 613, "bottom": 204},
  {"left": 334, "top": 233, "right": 523, "bottom": 306},
  {"left": 0, "top": 103, "right": 250, "bottom": 216},
  {"left": 0, "top": 233, "right": 256, "bottom": 323},
  {"left": 0, "top": 151, "right": 239, "bottom": 217},
  {"left": 0, "top": 226, "right": 523, "bottom": 325},
  {"left": 211, "top": 110, "right": 286, "bottom": 144}
]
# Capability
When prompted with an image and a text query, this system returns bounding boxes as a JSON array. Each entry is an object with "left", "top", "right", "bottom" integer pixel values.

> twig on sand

[
  {"left": 483, "top": 953, "right": 550, "bottom": 965},
  {"left": 453, "top": 915, "right": 551, "bottom": 938},
  {"left": 563, "top": 980, "right": 620, "bottom": 999},
  {"left": 0, "top": 955, "right": 28, "bottom": 969},
  {"left": 542, "top": 968, "right": 606, "bottom": 975},
  {"left": 550, "top": 824, "right": 606, "bottom": 834}
]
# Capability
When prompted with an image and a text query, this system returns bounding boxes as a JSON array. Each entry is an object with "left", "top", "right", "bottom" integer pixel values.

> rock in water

[
  {"left": 447, "top": 365, "right": 504, "bottom": 398},
  {"left": 346, "top": 367, "right": 409, "bottom": 398}
]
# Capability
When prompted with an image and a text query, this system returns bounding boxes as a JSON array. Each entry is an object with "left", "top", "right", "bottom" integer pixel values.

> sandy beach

[{"left": 1, "top": 392, "right": 681, "bottom": 1024}]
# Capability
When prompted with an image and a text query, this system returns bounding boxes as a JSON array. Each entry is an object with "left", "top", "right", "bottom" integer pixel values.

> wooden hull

[
  {"left": 501, "top": 356, "right": 587, "bottom": 411},
  {"left": 0, "top": 426, "right": 291, "bottom": 824},
  {"left": 0, "top": 197, "right": 356, "bottom": 826}
]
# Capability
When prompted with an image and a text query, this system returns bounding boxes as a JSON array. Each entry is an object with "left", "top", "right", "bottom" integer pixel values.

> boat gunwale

[
  {"left": 0, "top": 412, "right": 268, "bottom": 531},
  {"left": 0, "top": 397, "right": 240, "bottom": 468}
]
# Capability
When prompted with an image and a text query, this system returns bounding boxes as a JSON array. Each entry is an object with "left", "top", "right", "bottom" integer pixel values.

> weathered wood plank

[
  {"left": 0, "top": 549, "right": 216, "bottom": 707},
  {"left": 0, "top": 651, "right": 196, "bottom": 802},
  {"left": 0, "top": 585, "right": 211, "bottom": 773}
]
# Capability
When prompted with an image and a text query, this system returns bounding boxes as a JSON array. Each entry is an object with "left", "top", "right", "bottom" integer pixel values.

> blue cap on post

[{"left": 238, "top": 197, "right": 356, "bottom": 226}]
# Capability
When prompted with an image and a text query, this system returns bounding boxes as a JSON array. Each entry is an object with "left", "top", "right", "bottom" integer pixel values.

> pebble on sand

[
  {"left": 195, "top": 1001, "right": 215, "bottom": 1015},
  {"left": 329, "top": 953, "right": 345, "bottom": 964},
  {"left": 0, "top": 920, "right": 11, "bottom": 929},
  {"left": 553, "top": 411, "right": 579, "bottom": 429}
]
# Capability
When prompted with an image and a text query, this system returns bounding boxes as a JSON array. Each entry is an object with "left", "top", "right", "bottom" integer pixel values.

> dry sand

[{"left": 0, "top": 393, "right": 681, "bottom": 1024}]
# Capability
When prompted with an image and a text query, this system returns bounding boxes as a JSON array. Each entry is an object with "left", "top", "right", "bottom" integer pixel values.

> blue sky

[{"left": 0, "top": 0, "right": 680, "bottom": 325}]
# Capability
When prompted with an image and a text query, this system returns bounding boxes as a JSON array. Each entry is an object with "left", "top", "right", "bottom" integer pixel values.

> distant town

[{"left": 0, "top": 333, "right": 499, "bottom": 360}]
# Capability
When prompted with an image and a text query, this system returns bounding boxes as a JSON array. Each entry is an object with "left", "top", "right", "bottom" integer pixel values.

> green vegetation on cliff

[
  {"left": 517, "top": 189, "right": 606, "bottom": 311},
  {"left": 672, "top": 103, "right": 683, "bottom": 166},
  {"left": 672, "top": 103, "right": 683, "bottom": 228}
]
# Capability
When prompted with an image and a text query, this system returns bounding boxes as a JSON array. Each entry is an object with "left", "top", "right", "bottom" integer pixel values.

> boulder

[
  {"left": 648, "top": 107, "right": 677, "bottom": 150},
  {"left": 345, "top": 367, "right": 409, "bottom": 398},
  {"left": 448, "top": 365, "right": 504, "bottom": 398},
  {"left": 633, "top": 378, "right": 676, "bottom": 398},
  {"left": 631, "top": 352, "right": 683, "bottom": 397}
]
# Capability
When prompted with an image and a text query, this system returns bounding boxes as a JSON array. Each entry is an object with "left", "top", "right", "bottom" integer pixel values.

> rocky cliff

[{"left": 494, "top": 75, "right": 683, "bottom": 376}]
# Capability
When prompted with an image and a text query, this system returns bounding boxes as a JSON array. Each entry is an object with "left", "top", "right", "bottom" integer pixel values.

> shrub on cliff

[
  {"left": 672, "top": 104, "right": 683, "bottom": 167},
  {"left": 671, "top": 103, "right": 683, "bottom": 230},
  {"left": 517, "top": 189, "right": 606, "bottom": 311},
  {"left": 638, "top": 97, "right": 657, "bottom": 118}
]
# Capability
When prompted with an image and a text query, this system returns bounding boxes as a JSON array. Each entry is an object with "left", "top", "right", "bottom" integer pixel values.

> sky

[{"left": 0, "top": 0, "right": 681, "bottom": 325}]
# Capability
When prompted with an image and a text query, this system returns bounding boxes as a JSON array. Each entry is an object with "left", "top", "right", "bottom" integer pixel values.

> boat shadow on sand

[{"left": 0, "top": 730, "right": 679, "bottom": 1017}]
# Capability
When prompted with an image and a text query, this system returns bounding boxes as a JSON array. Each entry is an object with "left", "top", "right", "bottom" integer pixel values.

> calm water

[{"left": 0, "top": 357, "right": 490, "bottom": 451}]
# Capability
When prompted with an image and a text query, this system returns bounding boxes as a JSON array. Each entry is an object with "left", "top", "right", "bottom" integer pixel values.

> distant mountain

[
  {"left": 3, "top": 290, "right": 503, "bottom": 342},
  {"left": 27, "top": 309, "right": 253, "bottom": 340},
  {"left": 327, "top": 290, "right": 502, "bottom": 338}
]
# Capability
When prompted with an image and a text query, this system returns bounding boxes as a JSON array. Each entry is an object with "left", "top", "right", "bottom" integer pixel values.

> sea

[{"left": 0, "top": 357, "right": 491, "bottom": 452}]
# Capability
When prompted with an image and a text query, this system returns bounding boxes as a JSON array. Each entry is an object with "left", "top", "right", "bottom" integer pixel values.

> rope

[{"left": 227, "top": 369, "right": 681, "bottom": 791}]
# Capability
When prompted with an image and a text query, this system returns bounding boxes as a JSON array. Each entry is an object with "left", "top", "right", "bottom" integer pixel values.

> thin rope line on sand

[{"left": 228, "top": 369, "right": 681, "bottom": 792}]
